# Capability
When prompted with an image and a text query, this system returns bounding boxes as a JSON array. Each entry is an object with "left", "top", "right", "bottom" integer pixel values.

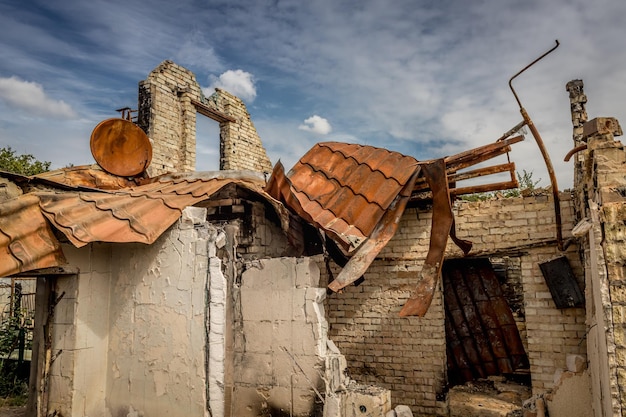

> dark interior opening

[{"left": 443, "top": 257, "right": 530, "bottom": 387}]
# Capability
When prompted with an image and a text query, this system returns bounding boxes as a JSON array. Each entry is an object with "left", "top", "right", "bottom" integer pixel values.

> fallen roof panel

[{"left": 269, "top": 142, "right": 420, "bottom": 252}]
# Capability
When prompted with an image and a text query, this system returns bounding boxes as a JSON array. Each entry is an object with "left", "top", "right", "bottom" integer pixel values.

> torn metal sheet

[
  {"left": 399, "top": 159, "right": 454, "bottom": 317},
  {"left": 327, "top": 167, "right": 420, "bottom": 292},
  {"left": 37, "top": 172, "right": 281, "bottom": 248},
  {"left": 268, "top": 139, "right": 518, "bottom": 316},
  {"left": 33, "top": 165, "right": 142, "bottom": 190}
]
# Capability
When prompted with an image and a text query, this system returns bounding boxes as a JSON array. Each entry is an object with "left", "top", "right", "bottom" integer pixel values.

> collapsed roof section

[
  {"left": 0, "top": 124, "right": 525, "bottom": 317},
  {"left": 265, "top": 137, "right": 524, "bottom": 316}
]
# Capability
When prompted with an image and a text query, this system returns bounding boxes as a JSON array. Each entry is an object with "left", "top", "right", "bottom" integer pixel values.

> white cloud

[
  {"left": 0, "top": 76, "right": 76, "bottom": 119},
  {"left": 206, "top": 70, "right": 257, "bottom": 102},
  {"left": 299, "top": 115, "right": 332, "bottom": 135}
]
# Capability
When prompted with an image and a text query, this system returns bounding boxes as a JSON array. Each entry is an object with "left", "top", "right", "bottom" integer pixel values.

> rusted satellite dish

[{"left": 90, "top": 118, "right": 152, "bottom": 177}]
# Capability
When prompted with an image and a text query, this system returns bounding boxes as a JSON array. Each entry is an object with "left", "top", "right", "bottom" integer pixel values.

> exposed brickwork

[
  {"left": 326, "top": 193, "right": 585, "bottom": 416},
  {"left": 138, "top": 61, "right": 201, "bottom": 176},
  {"left": 138, "top": 61, "right": 272, "bottom": 177},
  {"left": 213, "top": 89, "right": 273, "bottom": 174},
  {"left": 578, "top": 125, "right": 626, "bottom": 415}
]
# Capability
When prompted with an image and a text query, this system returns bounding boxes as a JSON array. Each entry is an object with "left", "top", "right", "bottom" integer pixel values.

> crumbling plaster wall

[
  {"left": 326, "top": 192, "right": 586, "bottom": 416},
  {"left": 45, "top": 243, "right": 113, "bottom": 416},
  {"left": 105, "top": 207, "right": 210, "bottom": 417},
  {"left": 42, "top": 208, "right": 213, "bottom": 417},
  {"left": 138, "top": 61, "right": 272, "bottom": 176}
]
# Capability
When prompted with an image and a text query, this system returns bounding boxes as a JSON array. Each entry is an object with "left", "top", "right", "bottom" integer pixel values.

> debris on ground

[{"left": 448, "top": 375, "right": 531, "bottom": 417}]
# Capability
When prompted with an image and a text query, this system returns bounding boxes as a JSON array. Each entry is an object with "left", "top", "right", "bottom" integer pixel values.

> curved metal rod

[
  {"left": 508, "top": 40, "right": 564, "bottom": 251},
  {"left": 509, "top": 40, "right": 560, "bottom": 108},
  {"left": 564, "top": 143, "right": 588, "bottom": 162}
]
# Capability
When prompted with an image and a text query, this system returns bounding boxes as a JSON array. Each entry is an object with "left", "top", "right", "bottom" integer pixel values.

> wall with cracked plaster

[
  {"left": 105, "top": 206, "right": 210, "bottom": 417},
  {"left": 45, "top": 207, "right": 214, "bottom": 416},
  {"left": 231, "top": 257, "right": 327, "bottom": 416},
  {"left": 46, "top": 242, "right": 113, "bottom": 416}
]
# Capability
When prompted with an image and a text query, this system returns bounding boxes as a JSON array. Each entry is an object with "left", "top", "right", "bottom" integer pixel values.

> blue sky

[{"left": 1, "top": 0, "right": 625, "bottom": 188}]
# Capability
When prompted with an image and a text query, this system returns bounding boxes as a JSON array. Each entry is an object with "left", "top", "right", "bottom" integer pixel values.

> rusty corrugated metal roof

[
  {"left": 33, "top": 165, "right": 142, "bottom": 190},
  {"left": 266, "top": 142, "right": 419, "bottom": 252},
  {"left": 0, "top": 170, "right": 285, "bottom": 277},
  {"left": 0, "top": 194, "right": 66, "bottom": 276},
  {"left": 39, "top": 172, "right": 276, "bottom": 247}
]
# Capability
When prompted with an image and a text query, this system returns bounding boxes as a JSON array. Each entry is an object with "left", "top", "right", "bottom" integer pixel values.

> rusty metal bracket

[{"left": 508, "top": 40, "right": 564, "bottom": 251}]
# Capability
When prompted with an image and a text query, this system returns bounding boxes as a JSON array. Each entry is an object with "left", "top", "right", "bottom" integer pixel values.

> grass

[{"left": 0, "top": 393, "right": 28, "bottom": 407}]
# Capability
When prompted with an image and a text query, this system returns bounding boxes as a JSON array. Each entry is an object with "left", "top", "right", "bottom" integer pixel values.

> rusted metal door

[{"left": 443, "top": 258, "right": 529, "bottom": 386}]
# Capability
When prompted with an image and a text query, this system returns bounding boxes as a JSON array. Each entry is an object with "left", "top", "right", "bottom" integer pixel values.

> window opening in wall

[
  {"left": 442, "top": 258, "right": 529, "bottom": 387},
  {"left": 196, "top": 113, "right": 220, "bottom": 171}
]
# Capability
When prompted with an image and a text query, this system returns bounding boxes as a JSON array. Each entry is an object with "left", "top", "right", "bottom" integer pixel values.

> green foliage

[
  {"left": 0, "top": 285, "right": 29, "bottom": 398},
  {"left": 460, "top": 170, "right": 541, "bottom": 201},
  {"left": 0, "top": 146, "right": 50, "bottom": 176}
]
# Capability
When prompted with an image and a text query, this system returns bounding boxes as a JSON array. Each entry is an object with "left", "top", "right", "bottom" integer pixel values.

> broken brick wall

[
  {"left": 326, "top": 192, "right": 586, "bottom": 417},
  {"left": 138, "top": 61, "right": 200, "bottom": 175},
  {"left": 574, "top": 119, "right": 626, "bottom": 417},
  {"left": 138, "top": 61, "right": 272, "bottom": 176}
]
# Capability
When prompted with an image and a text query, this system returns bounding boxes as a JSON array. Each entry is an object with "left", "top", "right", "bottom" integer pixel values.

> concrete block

[
  {"left": 324, "top": 394, "right": 342, "bottom": 417},
  {"left": 394, "top": 405, "right": 414, "bottom": 417},
  {"left": 566, "top": 354, "right": 587, "bottom": 373},
  {"left": 243, "top": 320, "right": 273, "bottom": 353},
  {"left": 241, "top": 261, "right": 275, "bottom": 290},
  {"left": 295, "top": 257, "right": 322, "bottom": 288},
  {"left": 240, "top": 289, "right": 272, "bottom": 321},
  {"left": 271, "top": 290, "right": 294, "bottom": 321},
  {"left": 237, "top": 353, "right": 273, "bottom": 385}
]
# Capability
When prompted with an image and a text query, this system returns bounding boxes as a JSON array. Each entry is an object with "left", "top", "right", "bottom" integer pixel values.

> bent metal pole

[{"left": 508, "top": 40, "right": 564, "bottom": 251}]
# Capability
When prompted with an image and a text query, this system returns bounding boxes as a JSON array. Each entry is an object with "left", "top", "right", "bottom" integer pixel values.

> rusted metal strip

[
  {"left": 411, "top": 180, "right": 519, "bottom": 202},
  {"left": 447, "top": 163, "right": 516, "bottom": 183},
  {"left": 450, "top": 218, "right": 472, "bottom": 255},
  {"left": 399, "top": 159, "right": 452, "bottom": 317},
  {"left": 443, "top": 136, "right": 523, "bottom": 171}
]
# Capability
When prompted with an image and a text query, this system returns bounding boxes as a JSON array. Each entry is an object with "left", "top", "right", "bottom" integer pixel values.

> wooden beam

[
  {"left": 13, "top": 266, "right": 80, "bottom": 277},
  {"left": 191, "top": 99, "right": 237, "bottom": 123},
  {"left": 413, "top": 163, "right": 516, "bottom": 193},
  {"left": 450, "top": 180, "right": 519, "bottom": 196}
]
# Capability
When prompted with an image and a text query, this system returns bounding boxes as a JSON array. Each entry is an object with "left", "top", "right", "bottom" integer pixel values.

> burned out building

[{"left": 0, "top": 60, "right": 625, "bottom": 417}]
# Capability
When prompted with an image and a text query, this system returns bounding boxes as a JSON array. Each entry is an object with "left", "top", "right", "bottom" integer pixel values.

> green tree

[{"left": 0, "top": 146, "right": 50, "bottom": 175}]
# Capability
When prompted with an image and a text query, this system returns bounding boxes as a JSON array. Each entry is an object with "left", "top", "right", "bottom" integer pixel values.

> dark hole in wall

[{"left": 443, "top": 257, "right": 530, "bottom": 388}]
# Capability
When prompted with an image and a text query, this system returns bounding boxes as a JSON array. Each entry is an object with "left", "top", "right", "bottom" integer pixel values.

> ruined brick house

[{"left": 0, "top": 61, "right": 625, "bottom": 417}]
